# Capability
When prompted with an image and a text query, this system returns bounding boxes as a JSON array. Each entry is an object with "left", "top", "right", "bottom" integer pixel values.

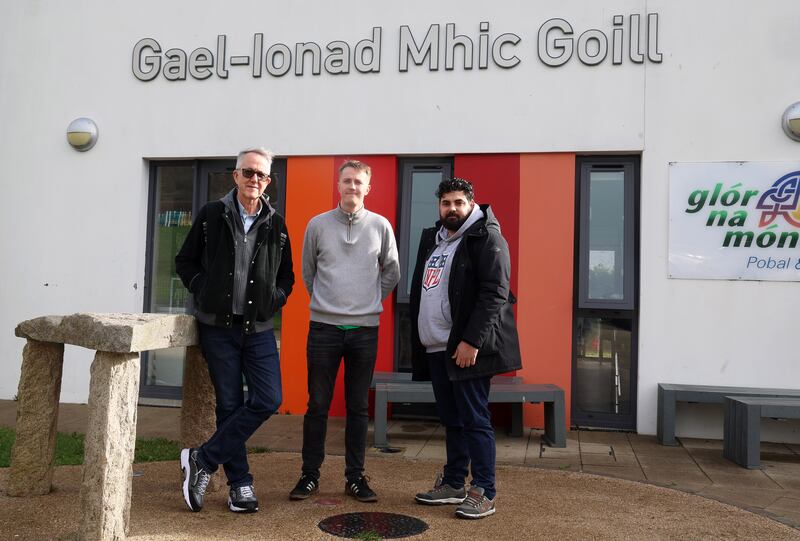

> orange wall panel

[
  {"left": 280, "top": 156, "right": 336, "bottom": 415},
  {"left": 518, "top": 153, "right": 575, "bottom": 429}
]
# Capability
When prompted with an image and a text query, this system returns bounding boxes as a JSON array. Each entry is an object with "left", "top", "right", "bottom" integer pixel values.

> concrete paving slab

[
  {"left": 578, "top": 430, "right": 632, "bottom": 445},
  {"left": 703, "top": 470, "right": 783, "bottom": 490},
  {"left": 635, "top": 453, "right": 698, "bottom": 468},
  {"left": 762, "top": 442, "right": 797, "bottom": 455},
  {"left": 580, "top": 452, "right": 619, "bottom": 467},
  {"left": 765, "top": 497, "right": 800, "bottom": 528},
  {"left": 680, "top": 438, "right": 724, "bottom": 450},
  {"left": 495, "top": 434, "right": 530, "bottom": 463},
  {"left": 762, "top": 471, "right": 800, "bottom": 493},
  {"left": 643, "top": 466, "right": 711, "bottom": 487},
  {"left": 698, "top": 485, "right": 786, "bottom": 509},
  {"left": 609, "top": 451, "right": 642, "bottom": 466},
  {"left": 579, "top": 441, "right": 613, "bottom": 454},
  {"left": 581, "top": 465, "right": 646, "bottom": 482},
  {"left": 529, "top": 458, "right": 580, "bottom": 471}
]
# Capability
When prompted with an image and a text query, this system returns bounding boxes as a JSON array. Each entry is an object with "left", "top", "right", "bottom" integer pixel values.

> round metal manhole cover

[{"left": 318, "top": 512, "right": 429, "bottom": 539}]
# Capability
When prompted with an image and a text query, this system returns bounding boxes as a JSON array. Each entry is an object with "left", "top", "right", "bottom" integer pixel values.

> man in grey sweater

[{"left": 289, "top": 160, "right": 400, "bottom": 503}]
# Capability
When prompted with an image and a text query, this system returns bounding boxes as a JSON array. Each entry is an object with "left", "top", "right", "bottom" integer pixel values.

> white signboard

[{"left": 669, "top": 162, "right": 800, "bottom": 281}]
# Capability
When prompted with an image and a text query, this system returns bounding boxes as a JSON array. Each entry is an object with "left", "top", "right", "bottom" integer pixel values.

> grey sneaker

[
  {"left": 228, "top": 485, "right": 259, "bottom": 513},
  {"left": 455, "top": 486, "right": 496, "bottom": 519},
  {"left": 180, "top": 448, "right": 211, "bottom": 512},
  {"left": 415, "top": 473, "right": 467, "bottom": 505}
]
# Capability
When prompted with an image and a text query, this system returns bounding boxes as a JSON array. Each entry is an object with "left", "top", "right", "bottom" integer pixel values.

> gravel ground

[{"left": 1, "top": 451, "right": 798, "bottom": 541}]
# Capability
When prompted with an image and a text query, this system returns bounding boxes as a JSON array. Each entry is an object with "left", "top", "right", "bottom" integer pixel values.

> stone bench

[
  {"left": 9, "top": 313, "right": 216, "bottom": 541},
  {"left": 723, "top": 396, "right": 800, "bottom": 469},
  {"left": 657, "top": 383, "right": 800, "bottom": 446},
  {"left": 373, "top": 380, "right": 566, "bottom": 448}
]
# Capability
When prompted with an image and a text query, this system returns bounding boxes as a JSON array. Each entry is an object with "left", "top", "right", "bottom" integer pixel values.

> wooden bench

[
  {"left": 373, "top": 380, "right": 566, "bottom": 448},
  {"left": 657, "top": 383, "right": 800, "bottom": 445},
  {"left": 723, "top": 396, "right": 800, "bottom": 469}
]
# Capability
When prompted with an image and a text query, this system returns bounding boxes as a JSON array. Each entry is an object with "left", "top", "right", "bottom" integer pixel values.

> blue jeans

[
  {"left": 302, "top": 322, "right": 379, "bottom": 481},
  {"left": 427, "top": 351, "right": 496, "bottom": 499},
  {"left": 196, "top": 322, "right": 282, "bottom": 488}
]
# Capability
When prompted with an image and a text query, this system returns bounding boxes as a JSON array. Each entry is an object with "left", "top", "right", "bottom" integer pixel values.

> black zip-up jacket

[
  {"left": 175, "top": 193, "right": 294, "bottom": 335},
  {"left": 410, "top": 204, "right": 522, "bottom": 381}
]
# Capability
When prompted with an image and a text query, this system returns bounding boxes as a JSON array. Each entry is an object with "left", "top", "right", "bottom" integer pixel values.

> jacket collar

[{"left": 222, "top": 189, "right": 275, "bottom": 228}]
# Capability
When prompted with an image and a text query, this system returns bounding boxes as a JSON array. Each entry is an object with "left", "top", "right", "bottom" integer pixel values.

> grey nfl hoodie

[{"left": 418, "top": 205, "right": 484, "bottom": 352}]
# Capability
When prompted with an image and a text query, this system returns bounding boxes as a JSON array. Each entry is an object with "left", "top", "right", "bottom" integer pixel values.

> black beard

[{"left": 441, "top": 213, "right": 468, "bottom": 231}]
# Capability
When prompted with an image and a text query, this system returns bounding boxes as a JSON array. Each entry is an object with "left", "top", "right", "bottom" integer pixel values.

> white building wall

[{"left": 1, "top": 0, "right": 797, "bottom": 439}]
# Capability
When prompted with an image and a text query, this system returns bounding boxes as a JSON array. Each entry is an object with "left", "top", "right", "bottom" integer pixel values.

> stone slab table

[{"left": 9, "top": 313, "right": 215, "bottom": 541}]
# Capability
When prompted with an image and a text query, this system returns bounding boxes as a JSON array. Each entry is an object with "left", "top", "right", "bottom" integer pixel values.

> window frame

[
  {"left": 140, "top": 157, "right": 286, "bottom": 400},
  {"left": 576, "top": 160, "right": 636, "bottom": 310},
  {"left": 571, "top": 155, "right": 640, "bottom": 430}
]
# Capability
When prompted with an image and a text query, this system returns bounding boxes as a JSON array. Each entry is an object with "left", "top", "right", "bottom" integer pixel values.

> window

[
  {"left": 141, "top": 158, "right": 287, "bottom": 400},
  {"left": 395, "top": 158, "right": 453, "bottom": 371},
  {"left": 572, "top": 157, "right": 639, "bottom": 429}
]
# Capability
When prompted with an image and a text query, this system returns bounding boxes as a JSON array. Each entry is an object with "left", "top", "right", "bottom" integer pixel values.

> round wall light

[
  {"left": 66, "top": 117, "right": 99, "bottom": 151},
  {"left": 781, "top": 102, "right": 800, "bottom": 142}
]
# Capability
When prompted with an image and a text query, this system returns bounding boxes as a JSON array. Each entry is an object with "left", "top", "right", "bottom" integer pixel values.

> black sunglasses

[{"left": 238, "top": 168, "right": 270, "bottom": 182}]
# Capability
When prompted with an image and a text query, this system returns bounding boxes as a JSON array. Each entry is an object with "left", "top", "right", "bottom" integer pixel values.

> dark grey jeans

[{"left": 301, "top": 322, "right": 379, "bottom": 481}]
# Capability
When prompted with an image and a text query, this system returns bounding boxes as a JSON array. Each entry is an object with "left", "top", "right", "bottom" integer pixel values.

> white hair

[{"left": 236, "top": 147, "right": 275, "bottom": 169}]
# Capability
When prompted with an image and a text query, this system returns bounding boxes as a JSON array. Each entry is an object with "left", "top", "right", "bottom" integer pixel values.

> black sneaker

[
  {"left": 345, "top": 475, "right": 378, "bottom": 503},
  {"left": 180, "top": 448, "right": 211, "bottom": 512},
  {"left": 229, "top": 485, "right": 259, "bottom": 513},
  {"left": 289, "top": 475, "right": 319, "bottom": 500}
]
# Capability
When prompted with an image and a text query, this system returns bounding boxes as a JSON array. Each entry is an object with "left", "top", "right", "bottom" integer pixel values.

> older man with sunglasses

[{"left": 175, "top": 147, "right": 295, "bottom": 514}]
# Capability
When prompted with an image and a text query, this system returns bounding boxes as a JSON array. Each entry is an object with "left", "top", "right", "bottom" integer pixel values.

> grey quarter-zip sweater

[{"left": 302, "top": 205, "right": 400, "bottom": 326}]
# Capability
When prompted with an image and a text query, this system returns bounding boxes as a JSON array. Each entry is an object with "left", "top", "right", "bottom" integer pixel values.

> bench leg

[
  {"left": 723, "top": 399, "right": 763, "bottom": 469},
  {"left": 8, "top": 339, "right": 64, "bottom": 496},
  {"left": 509, "top": 404, "right": 523, "bottom": 437},
  {"left": 543, "top": 393, "right": 566, "bottom": 448},
  {"left": 79, "top": 351, "right": 140, "bottom": 541},
  {"left": 657, "top": 387, "right": 678, "bottom": 446},
  {"left": 373, "top": 389, "right": 389, "bottom": 448}
]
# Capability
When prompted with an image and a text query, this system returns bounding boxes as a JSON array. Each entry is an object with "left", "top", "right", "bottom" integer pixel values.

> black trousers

[{"left": 301, "top": 322, "right": 379, "bottom": 481}]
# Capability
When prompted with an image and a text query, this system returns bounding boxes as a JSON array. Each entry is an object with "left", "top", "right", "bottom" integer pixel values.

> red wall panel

[{"left": 454, "top": 155, "right": 520, "bottom": 296}]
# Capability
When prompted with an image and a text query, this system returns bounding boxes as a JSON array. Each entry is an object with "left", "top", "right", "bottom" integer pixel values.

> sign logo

[{"left": 755, "top": 171, "right": 800, "bottom": 228}]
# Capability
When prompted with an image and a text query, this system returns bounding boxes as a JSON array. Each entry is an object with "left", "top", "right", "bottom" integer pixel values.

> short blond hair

[{"left": 338, "top": 160, "right": 371, "bottom": 178}]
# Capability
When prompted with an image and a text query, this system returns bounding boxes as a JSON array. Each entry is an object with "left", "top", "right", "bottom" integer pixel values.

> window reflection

[
  {"left": 148, "top": 165, "right": 193, "bottom": 388},
  {"left": 588, "top": 171, "right": 625, "bottom": 300},
  {"left": 575, "top": 317, "right": 632, "bottom": 414},
  {"left": 406, "top": 171, "right": 442, "bottom": 296}
]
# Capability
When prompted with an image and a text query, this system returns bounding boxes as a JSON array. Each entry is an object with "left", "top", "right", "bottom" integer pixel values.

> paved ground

[{"left": 1, "top": 400, "right": 799, "bottom": 539}]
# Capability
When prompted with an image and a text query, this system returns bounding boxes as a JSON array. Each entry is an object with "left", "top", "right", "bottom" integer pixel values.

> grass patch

[
  {"left": 354, "top": 532, "right": 382, "bottom": 541},
  {"left": 0, "top": 428, "right": 190, "bottom": 467},
  {"left": 0, "top": 427, "right": 13, "bottom": 467}
]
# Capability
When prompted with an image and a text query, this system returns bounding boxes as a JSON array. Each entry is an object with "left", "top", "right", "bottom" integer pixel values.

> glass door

[
  {"left": 141, "top": 158, "right": 287, "bottom": 400},
  {"left": 571, "top": 157, "right": 640, "bottom": 429}
]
